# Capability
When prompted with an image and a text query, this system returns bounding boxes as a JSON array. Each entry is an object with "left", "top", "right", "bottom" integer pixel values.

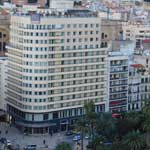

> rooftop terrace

[{"left": 13, "top": 9, "right": 98, "bottom": 18}]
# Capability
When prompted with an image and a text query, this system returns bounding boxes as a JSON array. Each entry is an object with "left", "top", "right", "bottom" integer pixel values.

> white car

[
  {"left": 7, "top": 140, "right": 12, "bottom": 146},
  {"left": 84, "top": 135, "right": 89, "bottom": 139}
]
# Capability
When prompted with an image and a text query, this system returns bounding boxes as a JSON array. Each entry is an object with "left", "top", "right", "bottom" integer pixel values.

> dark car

[
  {"left": 24, "top": 145, "right": 37, "bottom": 150},
  {"left": 65, "top": 131, "right": 73, "bottom": 136},
  {"left": 0, "top": 137, "right": 7, "bottom": 144}
]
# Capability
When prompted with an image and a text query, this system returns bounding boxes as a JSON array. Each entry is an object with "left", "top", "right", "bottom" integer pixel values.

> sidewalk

[{"left": 0, "top": 123, "right": 69, "bottom": 150}]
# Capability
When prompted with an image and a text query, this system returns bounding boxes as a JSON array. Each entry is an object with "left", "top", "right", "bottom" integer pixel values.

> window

[
  {"left": 73, "top": 24, "right": 77, "bottom": 28},
  {"left": 96, "top": 31, "right": 99, "bottom": 34},
  {"left": 85, "top": 31, "right": 88, "bottom": 35},
  {"left": 85, "top": 24, "right": 88, "bottom": 28},
  {"left": 79, "top": 24, "right": 82, "bottom": 28},
  {"left": 67, "top": 24, "right": 71, "bottom": 28},
  {"left": 96, "top": 24, "right": 99, "bottom": 27},
  {"left": 79, "top": 31, "right": 82, "bottom": 35},
  {"left": 90, "top": 38, "right": 93, "bottom": 41}
]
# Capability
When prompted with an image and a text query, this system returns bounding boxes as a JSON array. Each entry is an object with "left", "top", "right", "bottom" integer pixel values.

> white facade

[
  {"left": 134, "top": 50, "right": 150, "bottom": 72},
  {"left": 128, "top": 64, "right": 142, "bottom": 111},
  {"left": 108, "top": 52, "right": 129, "bottom": 112},
  {"left": 6, "top": 9, "right": 108, "bottom": 134},
  {"left": 141, "top": 73, "right": 150, "bottom": 105},
  {"left": 0, "top": 57, "right": 7, "bottom": 111},
  {"left": 49, "top": 0, "right": 74, "bottom": 10},
  {"left": 122, "top": 23, "right": 150, "bottom": 50}
]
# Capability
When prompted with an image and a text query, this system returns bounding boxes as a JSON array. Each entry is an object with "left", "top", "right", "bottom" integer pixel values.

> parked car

[
  {"left": 72, "top": 135, "right": 80, "bottom": 141},
  {"left": 65, "top": 131, "right": 73, "bottom": 136},
  {"left": 84, "top": 135, "right": 89, "bottom": 139},
  {"left": 6, "top": 139, "right": 12, "bottom": 146},
  {"left": 24, "top": 145, "right": 37, "bottom": 150},
  {"left": 0, "top": 137, "right": 7, "bottom": 144},
  {"left": 104, "top": 141, "right": 113, "bottom": 145}
]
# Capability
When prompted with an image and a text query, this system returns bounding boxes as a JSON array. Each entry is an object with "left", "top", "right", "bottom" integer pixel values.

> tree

[
  {"left": 123, "top": 131, "right": 145, "bottom": 150},
  {"left": 56, "top": 142, "right": 71, "bottom": 150},
  {"left": 111, "top": 142, "right": 128, "bottom": 150},
  {"left": 96, "top": 113, "right": 116, "bottom": 140},
  {"left": 124, "top": 111, "right": 144, "bottom": 131},
  {"left": 141, "top": 99, "right": 150, "bottom": 148},
  {"left": 76, "top": 118, "right": 88, "bottom": 150},
  {"left": 84, "top": 101, "right": 95, "bottom": 115},
  {"left": 142, "top": 118, "right": 150, "bottom": 148},
  {"left": 90, "top": 136, "right": 105, "bottom": 150},
  {"left": 84, "top": 101, "right": 97, "bottom": 140}
]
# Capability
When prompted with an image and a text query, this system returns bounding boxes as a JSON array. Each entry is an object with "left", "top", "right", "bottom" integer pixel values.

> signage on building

[{"left": 31, "top": 14, "right": 41, "bottom": 23}]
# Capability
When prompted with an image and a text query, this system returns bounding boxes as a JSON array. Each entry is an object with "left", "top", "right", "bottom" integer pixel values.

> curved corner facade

[{"left": 6, "top": 11, "right": 108, "bottom": 134}]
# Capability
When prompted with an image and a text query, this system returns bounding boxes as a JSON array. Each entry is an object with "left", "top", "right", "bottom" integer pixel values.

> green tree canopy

[
  {"left": 56, "top": 142, "right": 71, "bottom": 150},
  {"left": 123, "top": 131, "right": 145, "bottom": 150}
]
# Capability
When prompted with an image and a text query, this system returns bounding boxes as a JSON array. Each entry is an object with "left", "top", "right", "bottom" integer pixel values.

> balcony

[
  {"left": 110, "top": 96, "right": 128, "bottom": 101},
  {"left": 110, "top": 70, "right": 128, "bottom": 73},
  {"left": 110, "top": 77, "right": 128, "bottom": 81},
  {"left": 110, "top": 83, "right": 128, "bottom": 86},
  {"left": 110, "top": 90, "right": 128, "bottom": 94},
  {"left": 109, "top": 99, "right": 127, "bottom": 107},
  {"left": 110, "top": 63, "right": 128, "bottom": 67}
]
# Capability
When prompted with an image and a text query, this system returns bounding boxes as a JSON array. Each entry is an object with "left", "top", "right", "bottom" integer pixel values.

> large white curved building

[{"left": 6, "top": 9, "right": 108, "bottom": 134}]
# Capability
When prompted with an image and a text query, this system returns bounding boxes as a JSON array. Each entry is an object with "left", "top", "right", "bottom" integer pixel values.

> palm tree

[
  {"left": 141, "top": 99, "right": 150, "bottom": 149},
  {"left": 123, "top": 131, "right": 145, "bottom": 150},
  {"left": 124, "top": 111, "right": 144, "bottom": 131},
  {"left": 84, "top": 101, "right": 95, "bottom": 115},
  {"left": 84, "top": 101, "right": 97, "bottom": 140},
  {"left": 56, "top": 142, "right": 71, "bottom": 150},
  {"left": 111, "top": 141, "right": 128, "bottom": 150},
  {"left": 92, "top": 136, "right": 105, "bottom": 150},
  {"left": 76, "top": 118, "right": 88, "bottom": 150},
  {"left": 96, "top": 113, "right": 116, "bottom": 140},
  {"left": 142, "top": 118, "right": 150, "bottom": 149}
]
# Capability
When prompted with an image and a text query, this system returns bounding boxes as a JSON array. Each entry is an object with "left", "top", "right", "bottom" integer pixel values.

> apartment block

[
  {"left": 6, "top": 9, "right": 108, "bottom": 134},
  {"left": 11, "top": 0, "right": 46, "bottom": 7},
  {"left": 128, "top": 64, "right": 144, "bottom": 111},
  {"left": 122, "top": 23, "right": 150, "bottom": 50},
  {"left": 108, "top": 52, "right": 129, "bottom": 112},
  {"left": 0, "top": 8, "right": 10, "bottom": 56},
  {"left": 0, "top": 57, "right": 7, "bottom": 111},
  {"left": 141, "top": 73, "right": 150, "bottom": 104}
]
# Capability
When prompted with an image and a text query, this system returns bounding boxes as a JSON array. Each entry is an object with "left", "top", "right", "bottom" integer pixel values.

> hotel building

[{"left": 6, "top": 9, "right": 108, "bottom": 134}]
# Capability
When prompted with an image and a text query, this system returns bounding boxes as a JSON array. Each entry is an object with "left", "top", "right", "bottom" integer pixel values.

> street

[{"left": 0, "top": 123, "right": 88, "bottom": 150}]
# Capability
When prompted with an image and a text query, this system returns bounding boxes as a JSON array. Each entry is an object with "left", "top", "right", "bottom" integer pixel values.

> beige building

[
  {"left": 12, "top": 0, "right": 46, "bottom": 7},
  {"left": 122, "top": 23, "right": 150, "bottom": 50},
  {"left": 0, "top": 8, "right": 10, "bottom": 56},
  {"left": 0, "top": 57, "right": 7, "bottom": 111},
  {"left": 101, "top": 19, "right": 123, "bottom": 51},
  {"left": 6, "top": 9, "right": 108, "bottom": 134},
  {"left": 143, "top": 0, "right": 150, "bottom": 10},
  {"left": 134, "top": 50, "right": 150, "bottom": 72}
]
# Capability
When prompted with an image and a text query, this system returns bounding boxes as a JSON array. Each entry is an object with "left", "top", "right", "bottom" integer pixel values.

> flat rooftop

[{"left": 13, "top": 9, "right": 98, "bottom": 18}]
